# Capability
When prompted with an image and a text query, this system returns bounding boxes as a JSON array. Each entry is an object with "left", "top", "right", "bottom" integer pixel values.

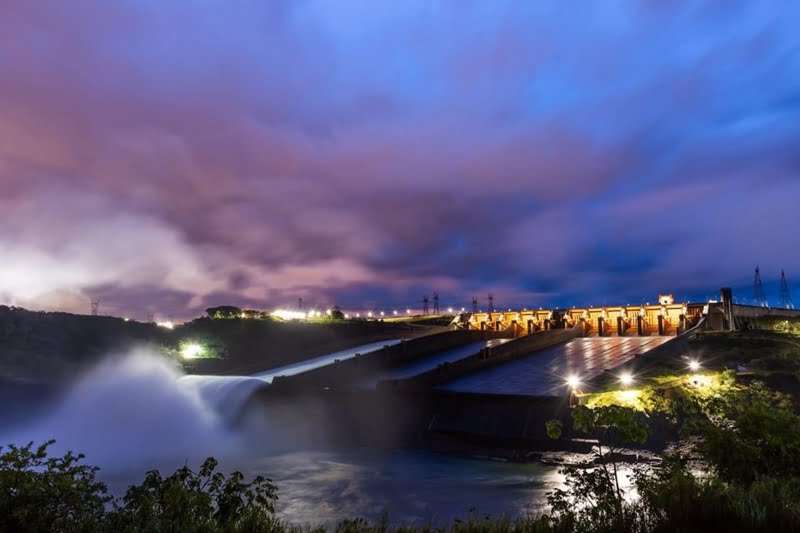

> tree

[
  {"left": 107, "top": 457, "right": 278, "bottom": 532},
  {"left": 205, "top": 306, "right": 243, "bottom": 319},
  {"left": 687, "top": 380, "right": 800, "bottom": 485},
  {"left": 0, "top": 440, "right": 110, "bottom": 533},
  {"left": 546, "top": 405, "right": 649, "bottom": 531}
]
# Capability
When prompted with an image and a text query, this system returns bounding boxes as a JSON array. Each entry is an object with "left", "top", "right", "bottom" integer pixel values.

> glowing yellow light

[
  {"left": 157, "top": 321, "right": 174, "bottom": 329},
  {"left": 344, "top": 314, "right": 351, "bottom": 319},
  {"left": 326, "top": 309, "right": 332, "bottom": 315},
  {"left": 356, "top": 313, "right": 361, "bottom": 318},
  {"left": 181, "top": 343, "right": 203, "bottom": 359},
  {"left": 689, "top": 360, "right": 701, "bottom": 372},
  {"left": 380, "top": 311, "right": 385, "bottom": 316},
  {"left": 619, "top": 372, "right": 633, "bottom": 386},
  {"left": 620, "top": 389, "right": 639, "bottom": 401},
  {"left": 123, "top": 317, "right": 130, "bottom": 322},
  {"left": 367, "top": 311, "right": 373, "bottom": 318}
]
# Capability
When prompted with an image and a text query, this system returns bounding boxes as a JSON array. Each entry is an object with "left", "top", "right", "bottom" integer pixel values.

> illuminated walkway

[{"left": 438, "top": 336, "right": 670, "bottom": 397}]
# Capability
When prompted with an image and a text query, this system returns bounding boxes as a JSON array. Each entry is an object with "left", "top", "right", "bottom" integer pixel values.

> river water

[{"left": 0, "top": 346, "right": 562, "bottom": 527}]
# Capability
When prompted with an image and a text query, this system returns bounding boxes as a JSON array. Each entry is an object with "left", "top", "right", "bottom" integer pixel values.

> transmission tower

[
  {"left": 298, "top": 297, "right": 303, "bottom": 311},
  {"left": 753, "top": 266, "right": 767, "bottom": 307},
  {"left": 780, "top": 270, "right": 794, "bottom": 309},
  {"left": 422, "top": 295, "right": 429, "bottom": 315},
  {"left": 146, "top": 312, "right": 154, "bottom": 323},
  {"left": 487, "top": 293, "right": 495, "bottom": 313},
  {"left": 433, "top": 292, "right": 440, "bottom": 315},
  {"left": 472, "top": 297, "right": 478, "bottom": 314},
  {"left": 90, "top": 301, "right": 99, "bottom": 316}
]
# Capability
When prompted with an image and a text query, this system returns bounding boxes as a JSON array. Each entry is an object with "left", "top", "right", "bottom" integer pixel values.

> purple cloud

[{"left": 1, "top": 0, "right": 799, "bottom": 318}]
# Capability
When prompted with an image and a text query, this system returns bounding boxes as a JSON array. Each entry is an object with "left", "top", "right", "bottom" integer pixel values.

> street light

[
  {"left": 689, "top": 360, "right": 701, "bottom": 372},
  {"left": 619, "top": 371, "right": 633, "bottom": 387},
  {"left": 181, "top": 343, "right": 203, "bottom": 359},
  {"left": 566, "top": 375, "right": 581, "bottom": 390}
]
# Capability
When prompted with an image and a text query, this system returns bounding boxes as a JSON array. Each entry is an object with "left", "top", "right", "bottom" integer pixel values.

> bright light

[
  {"left": 123, "top": 317, "right": 130, "bottom": 322},
  {"left": 406, "top": 309, "right": 411, "bottom": 314},
  {"left": 326, "top": 309, "right": 332, "bottom": 315},
  {"left": 448, "top": 307, "right": 453, "bottom": 313},
  {"left": 272, "top": 309, "right": 306, "bottom": 320},
  {"left": 356, "top": 313, "right": 361, "bottom": 318},
  {"left": 566, "top": 375, "right": 581, "bottom": 389},
  {"left": 240, "top": 313, "right": 246, "bottom": 319},
  {"left": 461, "top": 307, "right": 465, "bottom": 312},
  {"left": 181, "top": 343, "right": 203, "bottom": 359},
  {"left": 619, "top": 372, "right": 634, "bottom": 386},
  {"left": 367, "top": 311, "right": 373, "bottom": 318},
  {"left": 380, "top": 311, "right": 385, "bottom": 316},
  {"left": 344, "top": 314, "right": 351, "bottom": 319},
  {"left": 393, "top": 310, "right": 398, "bottom": 315},
  {"left": 689, "top": 360, "right": 701, "bottom": 372},
  {"left": 157, "top": 321, "right": 174, "bottom": 329}
]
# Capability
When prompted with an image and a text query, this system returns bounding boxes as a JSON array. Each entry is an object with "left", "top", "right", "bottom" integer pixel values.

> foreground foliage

[{"left": 0, "top": 441, "right": 280, "bottom": 533}]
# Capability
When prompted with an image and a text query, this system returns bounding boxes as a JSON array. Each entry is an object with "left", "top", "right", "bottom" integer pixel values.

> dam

[{"left": 181, "top": 289, "right": 800, "bottom": 453}]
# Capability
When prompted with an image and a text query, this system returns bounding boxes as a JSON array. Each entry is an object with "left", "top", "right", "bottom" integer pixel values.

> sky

[{"left": 1, "top": 1, "right": 799, "bottom": 320}]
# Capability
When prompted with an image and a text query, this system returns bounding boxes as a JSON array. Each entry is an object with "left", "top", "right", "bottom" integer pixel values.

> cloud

[{"left": 1, "top": 0, "right": 799, "bottom": 316}]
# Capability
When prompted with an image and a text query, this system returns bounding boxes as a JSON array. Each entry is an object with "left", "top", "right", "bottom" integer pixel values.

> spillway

[
  {"left": 250, "top": 339, "right": 404, "bottom": 383},
  {"left": 179, "top": 339, "right": 404, "bottom": 421},
  {"left": 438, "top": 336, "right": 670, "bottom": 397},
  {"left": 356, "top": 338, "right": 512, "bottom": 390}
]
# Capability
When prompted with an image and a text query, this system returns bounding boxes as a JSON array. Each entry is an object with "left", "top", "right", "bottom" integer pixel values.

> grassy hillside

[
  {"left": 0, "top": 306, "right": 445, "bottom": 383},
  {"left": 584, "top": 317, "right": 800, "bottom": 414}
]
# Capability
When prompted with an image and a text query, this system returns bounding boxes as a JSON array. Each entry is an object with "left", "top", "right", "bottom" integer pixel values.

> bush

[
  {"left": 1, "top": 442, "right": 281, "bottom": 533},
  {"left": 0, "top": 440, "right": 110, "bottom": 532}
]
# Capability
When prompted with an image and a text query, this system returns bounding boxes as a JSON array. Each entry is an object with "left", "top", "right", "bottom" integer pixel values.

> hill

[{"left": 0, "top": 306, "right": 445, "bottom": 384}]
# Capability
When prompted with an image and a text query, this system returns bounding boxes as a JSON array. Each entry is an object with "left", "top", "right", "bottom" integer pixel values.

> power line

[
  {"left": 433, "top": 292, "right": 440, "bottom": 315},
  {"left": 422, "top": 295, "right": 429, "bottom": 315},
  {"left": 472, "top": 297, "right": 478, "bottom": 314},
  {"left": 487, "top": 293, "right": 494, "bottom": 313}
]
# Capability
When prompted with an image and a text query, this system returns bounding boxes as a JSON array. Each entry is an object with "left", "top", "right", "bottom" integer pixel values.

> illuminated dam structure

[{"left": 457, "top": 298, "right": 706, "bottom": 338}]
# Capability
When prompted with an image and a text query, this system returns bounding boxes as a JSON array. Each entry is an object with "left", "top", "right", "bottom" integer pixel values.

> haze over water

[{"left": 0, "top": 347, "right": 562, "bottom": 526}]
